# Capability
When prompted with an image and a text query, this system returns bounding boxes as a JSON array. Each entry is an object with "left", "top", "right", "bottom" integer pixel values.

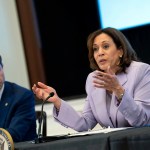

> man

[{"left": 0, "top": 55, "right": 37, "bottom": 142}]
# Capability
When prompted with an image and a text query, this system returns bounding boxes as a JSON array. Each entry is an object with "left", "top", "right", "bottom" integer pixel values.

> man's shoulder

[
  {"left": 4, "top": 81, "right": 35, "bottom": 103},
  {"left": 4, "top": 81, "right": 32, "bottom": 93}
]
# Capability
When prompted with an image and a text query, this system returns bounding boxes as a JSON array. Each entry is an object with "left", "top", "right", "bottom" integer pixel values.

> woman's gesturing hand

[
  {"left": 93, "top": 67, "right": 124, "bottom": 99},
  {"left": 32, "top": 82, "right": 61, "bottom": 108}
]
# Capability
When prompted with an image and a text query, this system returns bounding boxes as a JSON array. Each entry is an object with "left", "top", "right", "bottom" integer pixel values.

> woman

[{"left": 32, "top": 27, "right": 150, "bottom": 130}]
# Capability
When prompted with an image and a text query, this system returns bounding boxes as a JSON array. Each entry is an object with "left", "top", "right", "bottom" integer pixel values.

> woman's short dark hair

[
  {"left": 0, "top": 55, "right": 3, "bottom": 67},
  {"left": 87, "top": 27, "right": 138, "bottom": 73}
]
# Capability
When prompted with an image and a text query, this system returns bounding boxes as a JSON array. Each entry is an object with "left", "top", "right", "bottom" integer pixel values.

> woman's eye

[
  {"left": 93, "top": 47, "right": 98, "bottom": 51},
  {"left": 103, "top": 45, "right": 109, "bottom": 49}
]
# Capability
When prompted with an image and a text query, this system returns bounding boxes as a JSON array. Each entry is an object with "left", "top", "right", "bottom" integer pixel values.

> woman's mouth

[{"left": 99, "top": 59, "right": 106, "bottom": 64}]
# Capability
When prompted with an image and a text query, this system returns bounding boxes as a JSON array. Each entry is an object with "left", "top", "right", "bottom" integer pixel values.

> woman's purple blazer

[{"left": 53, "top": 61, "right": 150, "bottom": 131}]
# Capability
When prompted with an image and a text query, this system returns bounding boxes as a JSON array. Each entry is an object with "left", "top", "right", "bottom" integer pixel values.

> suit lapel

[
  {"left": 0, "top": 83, "right": 10, "bottom": 109},
  {"left": 117, "top": 72, "right": 128, "bottom": 86},
  {"left": 0, "top": 82, "right": 12, "bottom": 127},
  {"left": 91, "top": 88, "right": 114, "bottom": 127},
  {"left": 110, "top": 72, "right": 128, "bottom": 127}
]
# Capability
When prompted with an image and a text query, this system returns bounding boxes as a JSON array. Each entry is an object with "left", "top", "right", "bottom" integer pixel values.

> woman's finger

[{"left": 37, "top": 82, "right": 48, "bottom": 89}]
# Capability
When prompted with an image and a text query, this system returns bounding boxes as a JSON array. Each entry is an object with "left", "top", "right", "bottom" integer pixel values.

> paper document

[{"left": 68, "top": 127, "right": 132, "bottom": 137}]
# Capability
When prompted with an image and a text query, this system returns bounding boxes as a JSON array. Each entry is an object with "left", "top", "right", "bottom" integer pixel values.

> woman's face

[
  {"left": 93, "top": 33, "right": 123, "bottom": 73},
  {"left": 0, "top": 65, "right": 5, "bottom": 90}
]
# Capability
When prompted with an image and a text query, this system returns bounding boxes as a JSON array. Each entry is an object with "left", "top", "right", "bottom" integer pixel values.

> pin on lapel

[{"left": 5, "top": 103, "right": 8, "bottom": 106}]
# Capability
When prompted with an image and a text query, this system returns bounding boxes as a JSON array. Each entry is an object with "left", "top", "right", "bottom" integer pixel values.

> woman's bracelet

[{"left": 118, "top": 92, "right": 124, "bottom": 101}]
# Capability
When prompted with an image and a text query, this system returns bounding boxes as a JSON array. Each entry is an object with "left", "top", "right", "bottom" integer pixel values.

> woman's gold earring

[{"left": 116, "top": 55, "right": 122, "bottom": 66}]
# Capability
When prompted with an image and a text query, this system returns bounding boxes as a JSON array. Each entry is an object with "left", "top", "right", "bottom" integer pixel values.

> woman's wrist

[
  {"left": 114, "top": 86, "right": 125, "bottom": 101},
  {"left": 54, "top": 98, "right": 61, "bottom": 110},
  {"left": 117, "top": 92, "right": 124, "bottom": 101}
]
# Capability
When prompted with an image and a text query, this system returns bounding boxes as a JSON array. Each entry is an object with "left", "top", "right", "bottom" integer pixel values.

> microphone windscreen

[{"left": 49, "top": 92, "right": 54, "bottom": 97}]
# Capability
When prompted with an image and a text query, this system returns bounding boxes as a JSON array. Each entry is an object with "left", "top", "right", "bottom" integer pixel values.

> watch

[{"left": 118, "top": 92, "right": 124, "bottom": 101}]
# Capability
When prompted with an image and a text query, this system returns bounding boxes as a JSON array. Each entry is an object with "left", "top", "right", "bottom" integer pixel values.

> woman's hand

[
  {"left": 93, "top": 67, "right": 124, "bottom": 100},
  {"left": 32, "top": 82, "right": 61, "bottom": 109}
]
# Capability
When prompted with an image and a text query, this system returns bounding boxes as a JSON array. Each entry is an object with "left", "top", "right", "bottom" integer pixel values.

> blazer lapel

[
  {"left": 110, "top": 72, "right": 128, "bottom": 127},
  {"left": 117, "top": 72, "right": 128, "bottom": 86},
  {"left": 91, "top": 88, "right": 114, "bottom": 127}
]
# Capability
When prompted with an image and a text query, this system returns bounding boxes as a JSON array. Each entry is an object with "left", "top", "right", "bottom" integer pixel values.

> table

[{"left": 14, "top": 126, "right": 150, "bottom": 150}]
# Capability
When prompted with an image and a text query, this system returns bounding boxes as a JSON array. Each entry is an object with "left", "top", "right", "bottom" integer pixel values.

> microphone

[{"left": 35, "top": 92, "right": 54, "bottom": 144}]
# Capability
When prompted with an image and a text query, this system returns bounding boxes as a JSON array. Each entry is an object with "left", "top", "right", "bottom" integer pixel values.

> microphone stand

[{"left": 35, "top": 92, "right": 54, "bottom": 144}]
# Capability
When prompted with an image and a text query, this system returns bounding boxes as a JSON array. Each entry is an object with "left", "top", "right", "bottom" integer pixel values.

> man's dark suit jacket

[{"left": 0, "top": 81, "right": 37, "bottom": 142}]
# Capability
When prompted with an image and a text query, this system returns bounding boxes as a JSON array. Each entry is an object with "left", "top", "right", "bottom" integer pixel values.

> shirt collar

[{"left": 0, "top": 84, "right": 4, "bottom": 101}]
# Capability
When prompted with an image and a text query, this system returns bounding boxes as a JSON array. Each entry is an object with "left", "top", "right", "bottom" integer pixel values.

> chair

[{"left": 36, "top": 110, "right": 47, "bottom": 137}]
